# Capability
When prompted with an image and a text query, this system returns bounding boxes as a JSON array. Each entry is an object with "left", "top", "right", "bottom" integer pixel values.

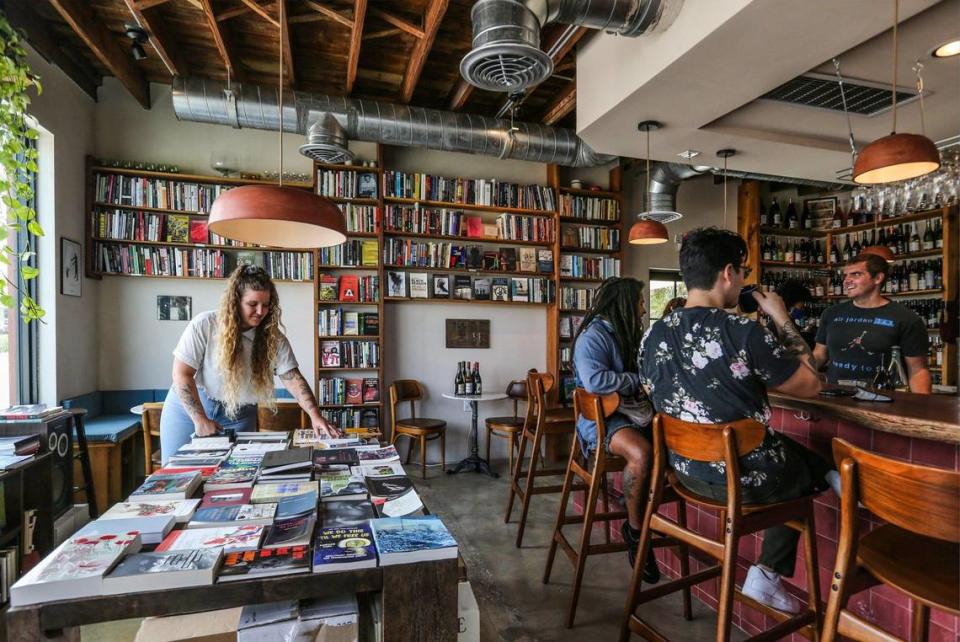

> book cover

[
  {"left": 81, "top": 514, "right": 175, "bottom": 545},
  {"left": 235, "top": 503, "right": 277, "bottom": 525},
  {"left": 481, "top": 222, "right": 498, "bottom": 239},
  {"left": 318, "top": 274, "right": 338, "bottom": 301},
  {"left": 275, "top": 490, "right": 318, "bottom": 519},
  {"left": 343, "top": 312, "right": 359, "bottom": 336},
  {"left": 482, "top": 251, "right": 500, "bottom": 271},
  {"left": 386, "top": 271, "right": 406, "bottom": 298},
  {"left": 466, "top": 246, "right": 483, "bottom": 269},
  {"left": 312, "top": 448, "right": 359, "bottom": 467},
  {"left": 453, "top": 275, "right": 472, "bottom": 300},
  {"left": 320, "top": 498, "right": 376, "bottom": 528},
  {"left": 357, "top": 173, "right": 378, "bottom": 198},
  {"left": 365, "top": 475, "right": 423, "bottom": 517},
  {"left": 360, "top": 240, "right": 378, "bottom": 267},
  {"left": 518, "top": 247, "right": 537, "bottom": 273},
  {"left": 431, "top": 275, "right": 450, "bottom": 298},
  {"left": 351, "top": 462, "right": 405, "bottom": 477},
  {"left": 465, "top": 216, "right": 483, "bottom": 238},
  {"left": 203, "top": 465, "right": 258, "bottom": 491},
  {"left": 511, "top": 277, "right": 529, "bottom": 302},
  {"left": 165, "top": 455, "right": 227, "bottom": 468},
  {"left": 537, "top": 249, "right": 554, "bottom": 274},
  {"left": 362, "top": 379, "right": 380, "bottom": 403},
  {"left": 356, "top": 445, "right": 400, "bottom": 464},
  {"left": 219, "top": 546, "right": 311, "bottom": 581},
  {"left": 189, "top": 505, "right": 243, "bottom": 525},
  {"left": 312, "top": 524, "right": 377, "bottom": 573},
  {"left": 360, "top": 312, "right": 379, "bottom": 335},
  {"left": 261, "top": 448, "right": 313, "bottom": 475},
  {"left": 369, "top": 516, "right": 458, "bottom": 566},
  {"left": 500, "top": 247, "right": 518, "bottom": 271},
  {"left": 491, "top": 277, "right": 510, "bottom": 301},
  {"left": 189, "top": 220, "right": 208, "bottom": 244},
  {"left": 100, "top": 499, "right": 200, "bottom": 524},
  {"left": 156, "top": 524, "right": 265, "bottom": 553},
  {"left": 130, "top": 471, "right": 201, "bottom": 500},
  {"left": 338, "top": 275, "right": 359, "bottom": 302},
  {"left": 103, "top": 548, "right": 222, "bottom": 594},
  {"left": 250, "top": 481, "right": 318, "bottom": 504},
  {"left": 345, "top": 379, "right": 363, "bottom": 404},
  {"left": 472, "top": 278, "right": 491, "bottom": 301},
  {"left": 235, "top": 250, "right": 264, "bottom": 268},
  {"left": 166, "top": 215, "right": 190, "bottom": 243},
  {"left": 319, "top": 473, "right": 367, "bottom": 502},
  {"left": 262, "top": 515, "right": 316, "bottom": 549},
  {"left": 408, "top": 272, "right": 428, "bottom": 298}
]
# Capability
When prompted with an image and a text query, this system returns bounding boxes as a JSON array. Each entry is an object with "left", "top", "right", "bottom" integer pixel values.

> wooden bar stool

[
  {"left": 389, "top": 380, "right": 446, "bottom": 480},
  {"left": 504, "top": 370, "right": 576, "bottom": 547},
  {"left": 484, "top": 379, "right": 527, "bottom": 473},
  {"left": 542, "top": 388, "right": 630, "bottom": 628},
  {"left": 823, "top": 438, "right": 959, "bottom": 642},
  {"left": 621, "top": 414, "right": 821, "bottom": 642},
  {"left": 140, "top": 402, "right": 164, "bottom": 475}
]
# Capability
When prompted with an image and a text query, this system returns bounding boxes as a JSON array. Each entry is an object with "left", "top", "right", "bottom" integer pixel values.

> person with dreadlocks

[
  {"left": 159, "top": 265, "right": 340, "bottom": 462},
  {"left": 572, "top": 277, "right": 660, "bottom": 584}
]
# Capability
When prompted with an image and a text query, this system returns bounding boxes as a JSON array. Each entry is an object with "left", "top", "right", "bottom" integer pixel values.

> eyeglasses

[{"left": 738, "top": 265, "right": 753, "bottom": 278}]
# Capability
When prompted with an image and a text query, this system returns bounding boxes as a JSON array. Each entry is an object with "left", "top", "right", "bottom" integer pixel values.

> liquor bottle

[
  {"left": 786, "top": 198, "right": 799, "bottom": 230},
  {"left": 924, "top": 261, "right": 935, "bottom": 291},
  {"left": 784, "top": 241, "right": 794, "bottom": 264},
  {"left": 464, "top": 363, "right": 475, "bottom": 395},
  {"left": 851, "top": 232, "right": 862, "bottom": 257},
  {"left": 895, "top": 225, "right": 906, "bottom": 254},
  {"left": 909, "top": 223, "right": 921, "bottom": 253},
  {"left": 759, "top": 199, "right": 768, "bottom": 227},
  {"left": 832, "top": 272, "right": 843, "bottom": 296},
  {"left": 935, "top": 336, "right": 944, "bottom": 367},
  {"left": 814, "top": 278, "right": 824, "bottom": 298},
  {"left": 815, "top": 240, "right": 825, "bottom": 265},
  {"left": 455, "top": 362, "right": 465, "bottom": 395},
  {"left": 473, "top": 362, "right": 482, "bottom": 395},
  {"left": 872, "top": 353, "right": 893, "bottom": 390},
  {"left": 922, "top": 221, "right": 935, "bottom": 251},
  {"left": 776, "top": 238, "right": 785, "bottom": 262},
  {"left": 885, "top": 346, "right": 909, "bottom": 391},
  {"left": 842, "top": 235, "right": 852, "bottom": 262},
  {"left": 908, "top": 262, "right": 919, "bottom": 292},
  {"left": 770, "top": 198, "right": 782, "bottom": 228},
  {"left": 831, "top": 202, "right": 844, "bottom": 229},
  {"left": 934, "top": 218, "right": 944, "bottom": 249},
  {"left": 830, "top": 239, "right": 840, "bottom": 265},
  {"left": 801, "top": 200, "right": 812, "bottom": 229},
  {"left": 934, "top": 258, "right": 943, "bottom": 289}
]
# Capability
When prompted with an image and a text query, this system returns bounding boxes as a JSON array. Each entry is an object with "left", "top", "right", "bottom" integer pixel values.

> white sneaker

[
  {"left": 826, "top": 470, "right": 842, "bottom": 498},
  {"left": 741, "top": 565, "right": 802, "bottom": 614}
]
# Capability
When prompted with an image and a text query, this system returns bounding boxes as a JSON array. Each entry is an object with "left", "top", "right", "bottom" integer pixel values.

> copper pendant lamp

[
  {"left": 208, "top": 2, "right": 346, "bottom": 249},
  {"left": 629, "top": 121, "right": 669, "bottom": 245},
  {"left": 852, "top": 0, "right": 940, "bottom": 185}
]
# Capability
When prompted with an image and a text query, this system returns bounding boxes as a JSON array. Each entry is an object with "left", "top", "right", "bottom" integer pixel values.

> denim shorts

[
  {"left": 159, "top": 386, "right": 257, "bottom": 463},
  {"left": 603, "top": 422, "right": 653, "bottom": 455}
]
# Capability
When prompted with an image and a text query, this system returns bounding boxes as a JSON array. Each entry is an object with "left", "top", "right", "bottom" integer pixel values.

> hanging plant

[{"left": 0, "top": 9, "right": 45, "bottom": 322}]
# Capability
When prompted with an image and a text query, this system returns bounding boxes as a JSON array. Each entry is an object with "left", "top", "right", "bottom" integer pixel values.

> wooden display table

[{"left": 6, "top": 557, "right": 457, "bottom": 641}]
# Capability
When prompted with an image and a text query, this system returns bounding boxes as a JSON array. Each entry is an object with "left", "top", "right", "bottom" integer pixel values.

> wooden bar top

[{"left": 769, "top": 389, "right": 960, "bottom": 444}]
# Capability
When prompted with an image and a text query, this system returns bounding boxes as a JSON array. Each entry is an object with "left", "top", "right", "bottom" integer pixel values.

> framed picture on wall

[
  {"left": 157, "top": 295, "right": 192, "bottom": 321},
  {"left": 60, "top": 238, "right": 82, "bottom": 297}
]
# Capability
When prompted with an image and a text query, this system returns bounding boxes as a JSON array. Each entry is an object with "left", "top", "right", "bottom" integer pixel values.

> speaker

[{"left": 0, "top": 413, "right": 74, "bottom": 518}]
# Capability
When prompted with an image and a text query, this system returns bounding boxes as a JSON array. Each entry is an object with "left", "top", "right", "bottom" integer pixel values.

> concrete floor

[{"left": 81, "top": 459, "right": 746, "bottom": 641}]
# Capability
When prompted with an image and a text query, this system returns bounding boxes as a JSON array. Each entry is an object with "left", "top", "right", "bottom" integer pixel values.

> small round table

[{"left": 442, "top": 392, "right": 508, "bottom": 478}]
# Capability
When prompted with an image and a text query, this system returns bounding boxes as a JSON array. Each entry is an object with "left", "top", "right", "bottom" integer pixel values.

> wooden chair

[
  {"left": 504, "top": 370, "right": 576, "bottom": 547},
  {"left": 621, "top": 414, "right": 821, "bottom": 642},
  {"left": 389, "top": 380, "right": 446, "bottom": 479},
  {"left": 257, "top": 401, "right": 308, "bottom": 432},
  {"left": 823, "top": 438, "right": 959, "bottom": 642},
  {"left": 140, "top": 402, "right": 163, "bottom": 475},
  {"left": 542, "top": 388, "right": 631, "bottom": 628},
  {"left": 484, "top": 379, "right": 528, "bottom": 473}
]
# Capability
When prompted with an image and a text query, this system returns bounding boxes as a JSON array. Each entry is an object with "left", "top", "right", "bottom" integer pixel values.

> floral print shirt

[{"left": 639, "top": 307, "right": 801, "bottom": 487}]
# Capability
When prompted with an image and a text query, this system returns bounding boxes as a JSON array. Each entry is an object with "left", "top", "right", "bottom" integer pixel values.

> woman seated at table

[
  {"left": 159, "top": 265, "right": 340, "bottom": 461},
  {"left": 572, "top": 277, "right": 660, "bottom": 583}
]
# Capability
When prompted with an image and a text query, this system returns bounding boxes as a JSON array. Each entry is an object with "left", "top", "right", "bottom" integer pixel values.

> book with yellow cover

[
  {"left": 361, "top": 241, "right": 378, "bottom": 267},
  {"left": 166, "top": 215, "right": 190, "bottom": 243}
]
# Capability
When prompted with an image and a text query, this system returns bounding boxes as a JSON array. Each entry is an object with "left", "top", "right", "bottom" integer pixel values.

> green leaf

[
  {"left": 26, "top": 220, "right": 43, "bottom": 237},
  {"left": 0, "top": 294, "right": 13, "bottom": 308},
  {"left": 19, "top": 251, "right": 35, "bottom": 262},
  {"left": 19, "top": 265, "right": 38, "bottom": 279}
]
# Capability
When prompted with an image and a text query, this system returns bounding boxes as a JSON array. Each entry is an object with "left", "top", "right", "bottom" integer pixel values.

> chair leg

[
  {"left": 600, "top": 472, "right": 611, "bottom": 545},
  {"left": 619, "top": 473, "right": 663, "bottom": 642},
  {"left": 674, "top": 498, "right": 693, "bottom": 621},
  {"left": 567, "top": 465, "right": 602, "bottom": 629},
  {"left": 440, "top": 430, "right": 445, "bottom": 472},
  {"left": 803, "top": 506, "right": 822, "bottom": 642},
  {"left": 911, "top": 601, "right": 929, "bottom": 642},
  {"left": 485, "top": 426, "right": 492, "bottom": 465},
  {"left": 716, "top": 527, "right": 738, "bottom": 642},
  {"left": 505, "top": 429, "right": 530, "bottom": 523},
  {"left": 515, "top": 427, "right": 543, "bottom": 548},
  {"left": 405, "top": 435, "right": 415, "bottom": 465},
  {"left": 543, "top": 437, "right": 579, "bottom": 586},
  {"left": 420, "top": 435, "right": 427, "bottom": 480}
]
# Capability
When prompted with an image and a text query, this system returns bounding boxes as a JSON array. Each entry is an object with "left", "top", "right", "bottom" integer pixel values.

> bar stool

[
  {"left": 389, "top": 380, "right": 446, "bottom": 479},
  {"left": 484, "top": 379, "right": 527, "bottom": 473},
  {"left": 542, "top": 388, "right": 630, "bottom": 628},
  {"left": 140, "top": 402, "right": 164, "bottom": 475},
  {"left": 823, "top": 438, "right": 959, "bottom": 642},
  {"left": 504, "top": 370, "right": 576, "bottom": 547},
  {"left": 621, "top": 413, "right": 821, "bottom": 642}
]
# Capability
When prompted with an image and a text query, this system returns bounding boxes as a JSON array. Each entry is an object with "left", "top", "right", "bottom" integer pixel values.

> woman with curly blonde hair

[{"left": 160, "top": 265, "right": 339, "bottom": 461}]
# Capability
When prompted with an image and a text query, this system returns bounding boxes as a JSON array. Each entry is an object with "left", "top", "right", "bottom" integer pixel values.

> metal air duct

[
  {"left": 461, "top": 0, "right": 684, "bottom": 93},
  {"left": 644, "top": 162, "right": 711, "bottom": 222},
  {"left": 172, "top": 77, "right": 615, "bottom": 168}
]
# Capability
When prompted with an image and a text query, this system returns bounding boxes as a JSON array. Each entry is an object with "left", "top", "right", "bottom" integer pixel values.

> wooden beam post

[
  {"left": 400, "top": 0, "right": 449, "bottom": 104},
  {"left": 47, "top": 0, "right": 150, "bottom": 108},
  {"left": 198, "top": 0, "right": 240, "bottom": 80},
  {"left": 540, "top": 80, "right": 575, "bottom": 126},
  {"left": 447, "top": 78, "right": 472, "bottom": 111},
  {"left": 367, "top": 7, "right": 425, "bottom": 39},
  {"left": 239, "top": 0, "right": 279, "bottom": 27},
  {"left": 302, "top": 0, "right": 354, "bottom": 29},
  {"left": 279, "top": 0, "right": 295, "bottom": 86},
  {"left": 122, "top": 0, "right": 186, "bottom": 77},
  {"left": 346, "top": 0, "right": 368, "bottom": 94}
]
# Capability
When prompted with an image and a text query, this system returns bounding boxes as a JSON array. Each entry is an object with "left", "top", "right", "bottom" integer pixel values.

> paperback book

[
  {"left": 80, "top": 514, "right": 175, "bottom": 545},
  {"left": 262, "top": 515, "right": 316, "bottom": 549},
  {"left": 100, "top": 499, "right": 201, "bottom": 524},
  {"left": 320, "top": 499, "right": 377, "bottom": 528},
  {"left": 312, "top": 523, "right": 377, "bottom": 573},
  {"left": 356, "top": 445, "right": 400, "bottom": 464},
  {"left": 312, "top": 448, "right": 358, "bottom": 468},
  {"left": 365, "top": 475, "right": 424, "bottom": 518},
  {"left": 203, "top": 463, "right": 259, "bottom": 491},
  {"left": 250, "top": 481, "right": 318, "bottom": 504},
  {"left": 199, "top": 488, "right": 252, "bottom": 509},
  {"left": 219, "top": 546, "right": 311, "bottom": 581},
  {"left": 130, "top": 470, "right": 202, "bottom": 501},
  {"left": 103, "top": 548, "right": 222, "bottom": 594},
  {"left": 155, "top": 524, "right": 266, "bottom": 553},
  {"left": 188, "top": 503, "right": 277, "bottom": 528},
  {"left": 351, "top": 462, "right": 405, "bottom": 478},
  {"left": 319, "top": 473, "right": 367, "bottom": 502},
  {"left": 275, "top": 490, "right": 319, "bottom": 519},
  {"left": 369, "top": 516, "right": 458, "bottom": 566}
]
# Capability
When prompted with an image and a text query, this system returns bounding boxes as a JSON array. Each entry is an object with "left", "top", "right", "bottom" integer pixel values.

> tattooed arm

[
  {"left": 752, "top": 291, "right": 822, "bottom": 397},
  {"left": 172, "top": 358, "right": 221, "bottom": 436},
  {"left": 278, "top": 368, "right": 341, "bottom": 438}
]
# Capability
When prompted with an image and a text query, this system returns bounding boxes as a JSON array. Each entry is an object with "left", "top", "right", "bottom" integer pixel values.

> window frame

[{"left": 648, "top": 269, "right": 687, "bottom": 321}]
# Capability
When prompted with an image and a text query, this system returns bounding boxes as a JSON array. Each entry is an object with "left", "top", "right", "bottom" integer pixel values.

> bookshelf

[
  {"left": 742, "top": 178, "right": 958, "bottom": 390},
  {"left": 546, "top": 165, "right": 624, "bottom": 404}
]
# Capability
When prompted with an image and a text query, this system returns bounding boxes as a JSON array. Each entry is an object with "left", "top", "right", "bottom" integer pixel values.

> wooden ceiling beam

[
  {"left": 345, "top": 0, "right": 367, "bottom": 94},
  {"left": 367, "top": 7, "right": 424, "bottom": 39},
  {"left": 363, "top": 27, "right": 401, "bottom": 41},
  {"left": 302, "top": 0, "right": 353, "bottom": 29},
  {"left": 239, "top": 0, "right": 279, "bottom": 27},
  {"left": 133, "top": 0, "right": 174, "bottom": 9},
  {"left": 400, "top": 0, "right": 449, "bottom": 103},
  {"left": 47, "top": 0, "right": 150, "bottom": 108},
  {"left": 198, "top": 0, "right": 240, "bottom": 80},
  {"left": 540, "top": 80, "right": 576, "bottom": 126},
  {"left": 279, "top": 0, "right": 294, "bottom": 86},
  {"left": 122, "top": 0, "right": 185, "bottom": 77},
  {"left": 447, "top": 78, "right": 472, "bottom": 110}
]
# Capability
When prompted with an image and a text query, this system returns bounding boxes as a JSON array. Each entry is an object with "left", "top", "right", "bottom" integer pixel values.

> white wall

[{"left": 25, "top": 47, "right": 98, "bottom": 403}]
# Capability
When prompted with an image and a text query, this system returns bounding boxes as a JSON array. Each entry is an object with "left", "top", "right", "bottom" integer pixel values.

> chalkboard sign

[{"left": 445, "top": 319, "right": 490, "bottom": 349}]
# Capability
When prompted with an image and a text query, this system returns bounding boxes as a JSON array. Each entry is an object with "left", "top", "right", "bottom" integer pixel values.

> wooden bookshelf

[
  {"left": 383, "top": 196, "right": 554, "bottom": 218},
  {"left": 383, "top": 297, "right": 550, "bottom": 307},
  {"left": 383, "top": 230, "right": 554, "bottom": 248}
]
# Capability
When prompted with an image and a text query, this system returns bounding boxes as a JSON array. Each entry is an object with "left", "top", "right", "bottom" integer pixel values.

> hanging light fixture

[
  {"left": 208, "top": 2, "right": 346, "bottom": 249},
  {"left": 716, "top": 148, "right": 736, "bottom": 230},
  {"left": 853, "top": 0, "right": 940, "bottom": 185},
  {"left": 629, "top": 121, "right": 669, "bottom": 245}
]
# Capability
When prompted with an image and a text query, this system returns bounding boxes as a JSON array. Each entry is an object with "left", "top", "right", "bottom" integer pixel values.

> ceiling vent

[{"left": 760, "top": 72, "right": 919, "bottom": 117}]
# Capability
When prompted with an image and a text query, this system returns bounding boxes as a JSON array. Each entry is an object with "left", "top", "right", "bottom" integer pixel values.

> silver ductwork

[
  {"left": 461, "top": 0, "right": 683, "bottom": 93},
  {"left": 643, "top": 162, "right": 711, "bottom": 222},
  {"left": 299, "top": 113, "right": 355, "bottom": 164},
  {"left": 172, "top": 77, "right": 615, "bottom": 168}
]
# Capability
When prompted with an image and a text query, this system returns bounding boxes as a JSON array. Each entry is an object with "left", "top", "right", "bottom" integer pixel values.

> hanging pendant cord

[
  {"left": 723, "top": 156, "right": 728, "bottom": 228},
  {"left": 832, "top": 58, "right": 858, "bottom": 168},
  {"left": 914, "top": 61, "right": 927, "bottom": 135},
  {"left": 891, "top": 0, "right": 899, "bottom": 134},
  {"left": 644, "top": 130, "right": 650, "bottom": 216},
  {"left": 278, "top": 4, "right": 284, "bottom": 188}
]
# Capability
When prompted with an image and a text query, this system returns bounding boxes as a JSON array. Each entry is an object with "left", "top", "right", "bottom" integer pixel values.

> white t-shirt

[{"left": 173, "top": 311, "right": 298, "bottom": 404}]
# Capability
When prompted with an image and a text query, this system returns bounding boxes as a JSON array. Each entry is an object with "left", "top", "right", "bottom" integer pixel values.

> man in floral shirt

[{"left": 639, "top": 227, "right": 830, "bottom": 614}]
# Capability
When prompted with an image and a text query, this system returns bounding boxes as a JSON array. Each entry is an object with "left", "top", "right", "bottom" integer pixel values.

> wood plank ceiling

[{"left": 10, "top": 0, "right": 581, "bottom": 128}]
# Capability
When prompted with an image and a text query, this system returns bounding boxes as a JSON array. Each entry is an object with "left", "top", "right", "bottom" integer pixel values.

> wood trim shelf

[
  {"left": 316, "top": 403, "right": 383, "bottom": 409},
  {"left": 314, "top": 161, "right": 383, "bottom": 174},
  {"left": 318, "top": 335, "right": 381, "bottom": 340},
  {"left": 91, "top": 166, "right": 313, "bottom": 189},
  {"left": 384, "top": 297, "right": 550, "bottom": 307},
  {"left": 92, "top": 237, "right": 312, "bottom": 252},
  {"left": 316, "top": 367, "right": 381, "bottom": 372},
  {"left": 558, "top": 216, "right": 621, "bottom": 227},
  {"left": 760, "top": 260, "right": 829, "bottom": 269},
  {"left": 826, "top": 288, "right": 944, "bottom": 300},
  {"left": 384, "top": 196, "right": 555, "bottom": 217},
  {"left": 93, "top": 201, "right": 212, "bottom": 216},
  {"left": 559, "top": 186, "right": 622, "bottom": 200},
  {"left": 559, "top": 246, "right": 621, "bottom": 254},
  {"left": 383, "top": 264, "right": 554, "bottom": 278},
  {"left": 834, "top": 207, "right": 949, "bottom": 234},
  {"left": 342, "top": 231, "right": 380, "bottom": 238},
  {"left": 92, "top": 272, "right": 312, "bottom": 283},
  {"left": 383, "top": 230, "right": 554, "bottom": 247},
  {"left": 560, "top": 276, "right": 607, "bottom": 283},
  {"left": 319, "top": 196, "right": 379, "bottom": 205},
  {"left": 317, "top": 300, "right": 380, "bottom": 306},
  {"left": 759, "top": 226, "right": 827, "bottom": 238},
  {"left": 316, "top": 265, "right": 380, "bottom": 271},
  {"left": 560, "top": 308, "right": 591, "bottom": 313}
]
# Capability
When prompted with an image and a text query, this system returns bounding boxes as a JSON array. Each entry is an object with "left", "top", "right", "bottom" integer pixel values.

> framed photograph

[
  {"left": 805, "top": 197, "right": 837, "bottom": 230},
  {"left": 445, "top": 319, "right": 490, "bottom": 349},
  {"left": 60, "top": 238, "right": 82, "bottom": 297},
  {"left": 157, "top": 295, "right": 192, "bottom": 321}
]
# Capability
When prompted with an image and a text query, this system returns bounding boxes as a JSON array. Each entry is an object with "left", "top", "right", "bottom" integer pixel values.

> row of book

[
  {"left": 341, "top": 204, "right": 380, "bottom": 234},
  {"left": 94, "top": 173, "right": 231, "bottom": 213},
  {"left": 558, "top": 194, "right": 620, "bottom": 221},
  {"left": 560, "top": 287, "right": 597, "bottom": 311},
  {"left": 560, "top": 226, "right": 621, "bottom": 251},
  {"left": 386, "top": 271, "right": 554, "bottom": 303},
  {"left": 318, "top": 274, "right": 380, "bottom": 303},
  {"left": 317, "top": 239, "right": 379, "bottom": 268},
  {"left": 384, "top": 171, "right": 556, "bottom": 211},
  {"left": 96, "top": 243, "right": 227, "bottom": 278},
  {"left": 0, "top": 547, "right": 17, "bottom": 606},
  {"left": 317, "top": 309, "right": 380, "bottom": 337},
  {"left": 383, "top": 206, "right": 554, "bottom": 243},
  {"left": 385, "top": 241, "right": 554, "bottom": 275},
  {"left": 246, "top": 251, "right": 314, "bottom": 282},
  {"left": 560, "top": 255, "right": 621, "bottom": 280},
  {"left": 316, "top": 170, "right": 379, "bottom": 199},
  {"left": 319, "top": 408, "right": 379, "bottom": 432},
  {"left": 318, "top": 377, "right": 380, "bottom": 405},
  {"left": 93, "top": 210, "right": 269, "bottom": 249},
  {"left": 320, "top": 340, "right": 379, "bottom": 369},
  {"left": 558, "top": 314, "right": 586, "bottom": 339}
]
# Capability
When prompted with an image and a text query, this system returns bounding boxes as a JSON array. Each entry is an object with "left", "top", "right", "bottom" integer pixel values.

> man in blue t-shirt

[
  {"left": 814, "top": 254, "right": 930, "bottom": 392},
  {"left": 640, "top": 228, "right": 831, "bottom": 614}
]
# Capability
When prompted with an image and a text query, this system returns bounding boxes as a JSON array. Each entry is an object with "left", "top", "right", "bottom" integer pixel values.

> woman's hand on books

[
  {"left": 312, "top": 416, "right": 342, "bottom": 440},
  {"left": 193, "top": 416, "right": 222, "bottom": 437}
]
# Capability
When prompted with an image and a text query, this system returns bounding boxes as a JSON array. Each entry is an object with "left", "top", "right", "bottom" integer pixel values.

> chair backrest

[
  {"left": 833, "top": 438, "right": 960, "bottom": 543},
  {"left": 141, "top": 402, "right": 163, "bottom": 437},
  {"left": 505, "top": 379, "right": 527, "bottom": 418},
  {"left": 389, "top": 381, "right": 423, "bottom": 440},
  {"left": 573, "top": 388, "right": 619, "bottom": 447},
  {"left": 526, "top": 371, "right": 555, "bottom": 416},
  {"left": 656, "top": 413, "right": 766, "bottom": 461},
  {"left": 258, "top": 401, "right": 306, "bottom": 432}
]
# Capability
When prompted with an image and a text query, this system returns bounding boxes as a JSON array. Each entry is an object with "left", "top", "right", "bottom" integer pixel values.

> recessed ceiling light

[
  {"left": 677, "top": 149, "right": 701, "bottom": 160},
  {"left": 932, "top": 39, "right": 960, "bottom": 58}
]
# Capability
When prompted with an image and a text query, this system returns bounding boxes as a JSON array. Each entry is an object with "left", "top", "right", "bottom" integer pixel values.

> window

[{"left": 648, "top": 269, "right": 687, "bottom": 321}]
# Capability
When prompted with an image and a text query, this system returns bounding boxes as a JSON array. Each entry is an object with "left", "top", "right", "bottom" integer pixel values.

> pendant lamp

[
  {"left": 629, "top": 121, "right": 669, "bottom": 245},
  {"left": 208, "top": 2, "right": 346, "bottom": 249},
  {"left": 852, "top": 0, "right": 940, "bottom": 185}
]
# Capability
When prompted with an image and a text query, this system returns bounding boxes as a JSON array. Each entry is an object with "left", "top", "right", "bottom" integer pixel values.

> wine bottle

[
  {"left": 830, "top": 240, "right": 840, "bottom": 265},
  {"left": 762, "top": 237, "right": 772, "bottom": 261},
  {"left": 473, "top": 362, "right": 482, "bottom": 395},
  {"left": 770, "top": 198, "right": 782, "bottom": 228},
  {"left": 801, "top": 200, "right": 812, "bottom": 229},
  {"left": 908, "top": 261, "right": 919, "bottom": 292},
  {"left": 464, "top": 363, "right": 475, "bottom": 395},
  {"left": 784, "top": 240, "right": 795, "bottom": 264},
  {"left": 922, "top": 221, "right": 935, "bottom": 250},
  {"left": 456, "top": 362, "right": 465, "bottom": 395},
  {"left": 842, "top": 235, "right": 852, "bottom": 262},
  {"left": 934, "top": 218, "right": 944, "bottom": 249},
  {"left": 759, "top": 199, "right": 768, "bottom": 227},
  {"left": 786, "top": 198, "right": 799, "bottom": 230},
  {"left": 909, "top": 223, "right": 921, "bottom": 253}
]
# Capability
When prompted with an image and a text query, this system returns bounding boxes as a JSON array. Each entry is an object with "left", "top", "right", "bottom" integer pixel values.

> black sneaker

[{"left": 620, "top": 522, "right": 660, "bottom": 584}]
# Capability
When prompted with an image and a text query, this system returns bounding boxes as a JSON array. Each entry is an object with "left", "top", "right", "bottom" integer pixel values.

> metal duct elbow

[
  {"left": 299, "top": 113, "right": 354, "bottom": 164},
  {"left": 533, "top": 0, "right": 684, "bottom": 37},
  {"left": 646, "top": 162, "right": 711, "bottom": 217}
]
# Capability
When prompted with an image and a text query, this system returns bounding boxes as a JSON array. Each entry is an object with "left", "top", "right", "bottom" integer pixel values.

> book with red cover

[
  {"left": 153, "top": 465, "right": 219, "bottom": 479},
  {"left": 338, "top": 275, "right": 360, "bottom": 302},
  {"left": 189, "top": 220, "right": 208, "bottom": 244},
  {"left": 200, "top": 488, "right": 253, "bottom": 509},
  {"left": 465, "top": 216, "right": 483, "bottom": 238},
  {"left": 362, "top": 378, "right": 380, "bottom": 403},
  {"left": 345, "top": 379, "right": 363, "bottom": 405},
  {"left": 218, "top": 545, "right": 311, "bottom": 581}
]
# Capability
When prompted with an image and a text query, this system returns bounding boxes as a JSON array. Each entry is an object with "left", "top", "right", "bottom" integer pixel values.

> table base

[{"left": 447, "top": 453, "right": 499, "bottom": 478}]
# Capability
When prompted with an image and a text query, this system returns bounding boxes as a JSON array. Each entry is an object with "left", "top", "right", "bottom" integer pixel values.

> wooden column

[{"left": 737, "top": 181, "right": 761, "bottom": 286}]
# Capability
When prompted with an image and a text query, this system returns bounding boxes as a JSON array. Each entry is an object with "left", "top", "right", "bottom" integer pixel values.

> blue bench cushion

[
  {"left": 63, "top": 392, "right": 103, "bottom": 418},
  {"left": 80, "top": 415, "right": 141, "bottom": 444}
]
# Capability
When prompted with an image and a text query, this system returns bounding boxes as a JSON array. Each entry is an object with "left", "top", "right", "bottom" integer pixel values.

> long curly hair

[
  {"left": 215, "top": 265, "right": 283, "bottom": 418},
  {"left": 572, "top": 277, "right": 646, "bottom": 374}
]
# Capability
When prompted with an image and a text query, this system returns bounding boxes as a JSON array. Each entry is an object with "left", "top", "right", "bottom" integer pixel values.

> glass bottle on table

[
  {"left": 473, "top": 362, "right": 482, "bottom": 395},
  {"left": 464, "top": 364, "right": 475, "bottom": 395}
]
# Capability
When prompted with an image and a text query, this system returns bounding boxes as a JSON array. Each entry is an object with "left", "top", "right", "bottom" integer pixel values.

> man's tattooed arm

[{"left": 773, "top": 317, "right": 818, "bottom": 374}]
